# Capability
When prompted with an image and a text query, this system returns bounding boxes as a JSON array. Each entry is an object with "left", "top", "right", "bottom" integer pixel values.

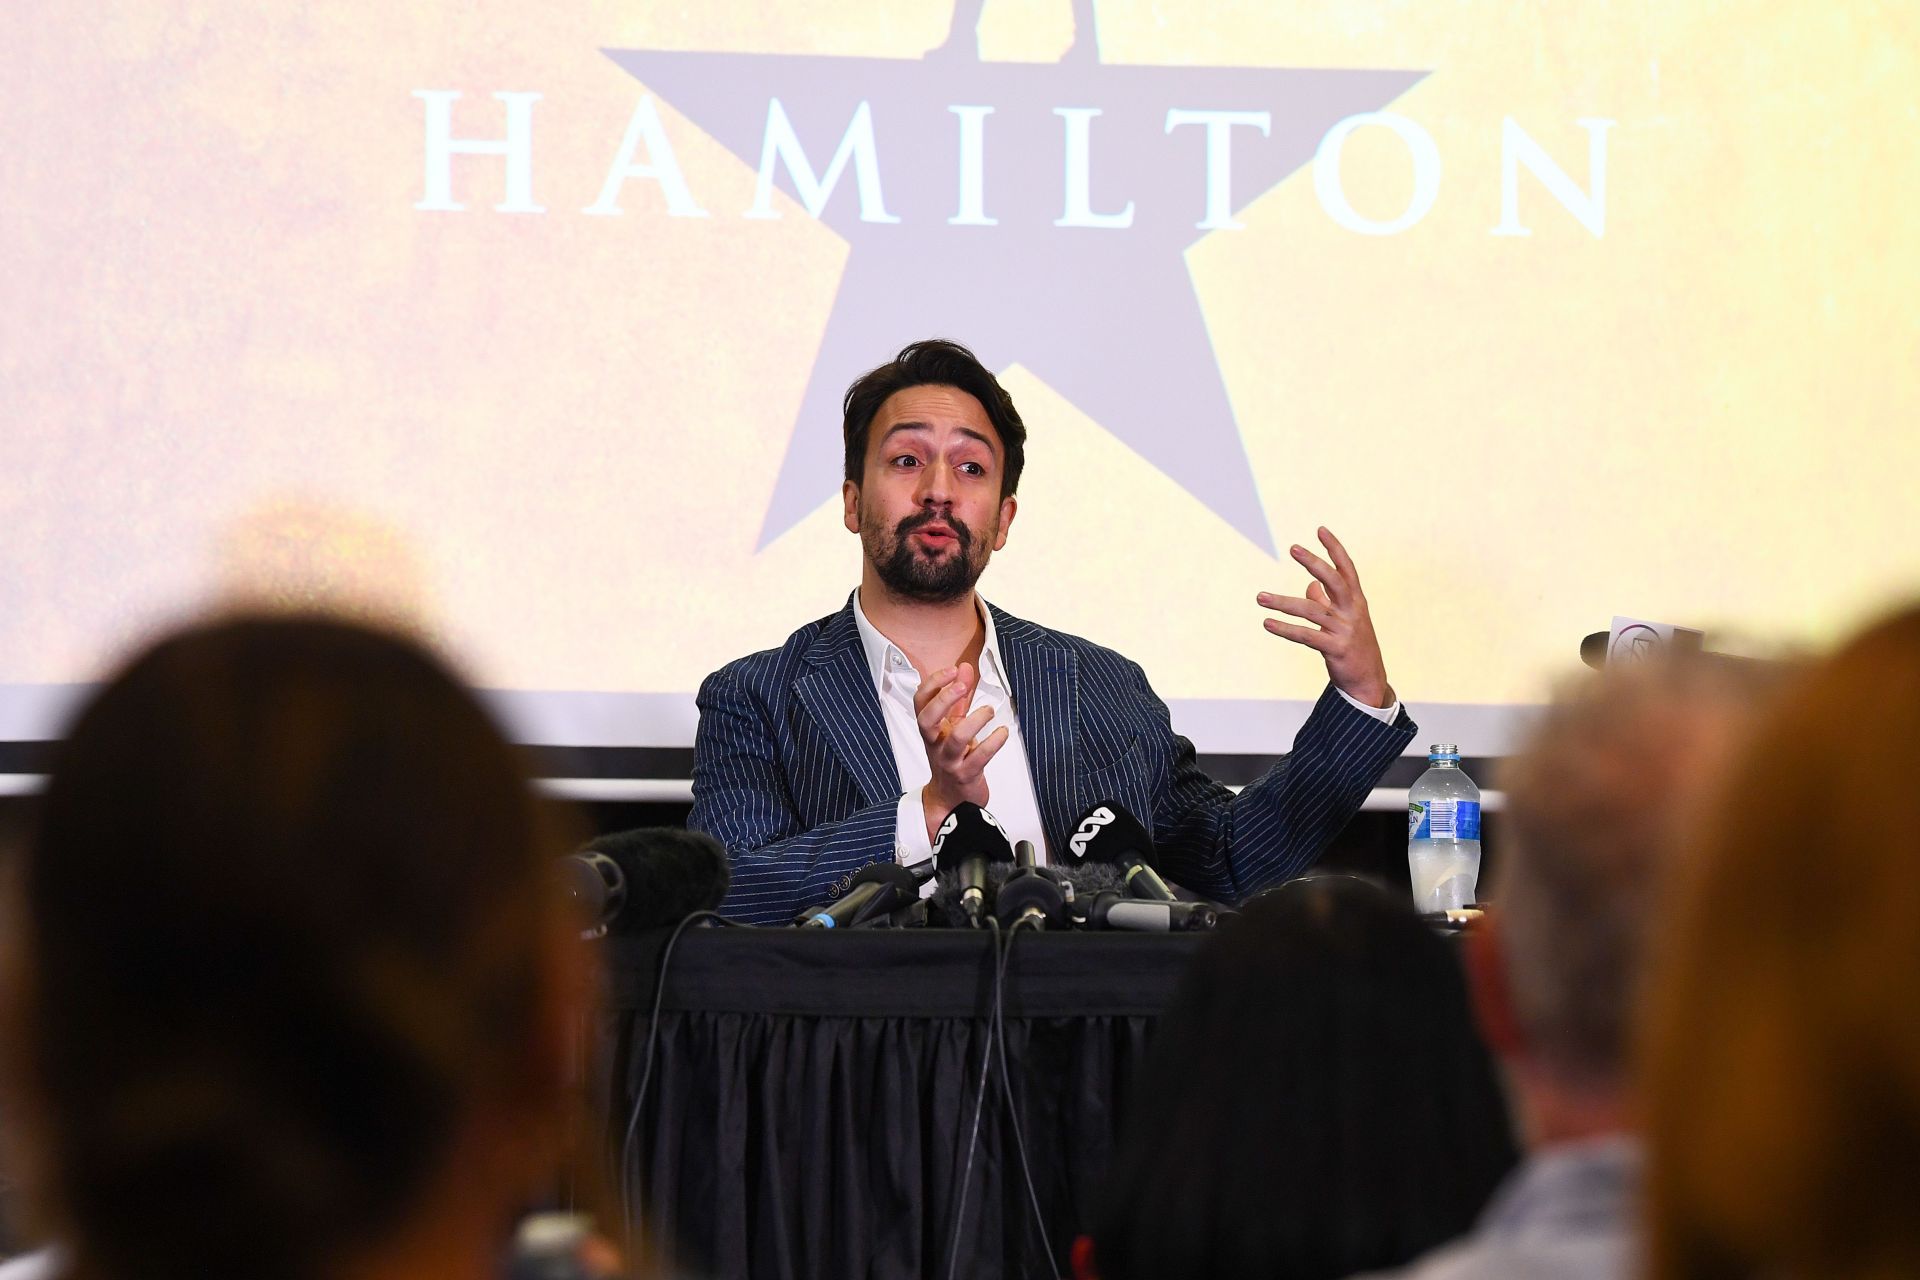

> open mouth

[{"left": 902, "top": 515, "right": 966, "bottom": 551}]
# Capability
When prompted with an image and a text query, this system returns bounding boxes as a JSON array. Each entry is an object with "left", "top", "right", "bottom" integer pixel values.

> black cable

[
  {"left": 943, "top": 917, "right": 1003, "bottom": 1280},
  {"left": 620, "top": 908, "right": 729, "bottom": 1242},
  {"left": 996, "top": 916, "right": 1064, "bottom": 1279}
]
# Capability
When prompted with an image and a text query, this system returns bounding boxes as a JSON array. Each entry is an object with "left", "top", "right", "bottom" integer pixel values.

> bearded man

[{"left": 690, "top": 339, "right": 1414, "bottom": 925}]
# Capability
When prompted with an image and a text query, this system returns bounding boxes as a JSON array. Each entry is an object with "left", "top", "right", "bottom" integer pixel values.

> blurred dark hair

[
  {"left": 1089, "top": 876, "right": 1516, "bottom": 1280},
  {"left": 0, "top": 615, "right": 578, "bottom": 1280},
  {"left": 842, "top": 338, "right": 1027, "bottom": 497}
]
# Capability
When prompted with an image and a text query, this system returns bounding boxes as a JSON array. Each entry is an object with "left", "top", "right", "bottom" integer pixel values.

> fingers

[
  {"left": 1288, "top": 543, "right": 1348, "bottom": 606},
  {"left": 916, "top": 666, "right": 980, "bottom": 742},
  {"left": 1306, "top": 580, "right": 1330, "bottom": 607},
  {"left": 965, "top": 724, "right": 1011, "bottom": 766},
  {"left": 1257, "top": 592, "right": 1338, "bottom": 629},
  {"left": 912, "top": 663, "right": 966, "bottom": 716},
  {"left": 1318, "top": 526, "right": 1362, "bottom": 593},
  {"left": 917, "top": 683, "right": 969, "bottom": 742},
  {"left": 950, "top": 703, "right": 996, "bottom": 745},
  {"left": 1264, "top": 618, "right": 1336, "bottom": 653},
  {"left": 927, "top": 704, "right": 996, "bottom": 775}
]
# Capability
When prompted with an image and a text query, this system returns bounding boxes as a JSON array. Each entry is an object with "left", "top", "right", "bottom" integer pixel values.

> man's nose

[{"left": 915, "top": 461, "right": 954, "bottom": 505}]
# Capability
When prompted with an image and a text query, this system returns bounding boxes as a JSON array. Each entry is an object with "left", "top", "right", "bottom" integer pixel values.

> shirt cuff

[
  {"left": 895, "top": 790, "right": 936, "bottom": 866},
  {"left": 1336, "top": 685, "right": 1402, "bottom": 725}
]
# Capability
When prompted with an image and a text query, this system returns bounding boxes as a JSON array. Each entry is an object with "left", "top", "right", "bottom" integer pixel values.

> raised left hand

[{"left": 1257, "top": 526, "right": 1393, "bottom": 709}]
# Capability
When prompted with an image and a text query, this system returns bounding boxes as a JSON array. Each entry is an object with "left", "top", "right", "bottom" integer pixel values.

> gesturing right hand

[{"left": 916, "top": 662, "right": 1010, "bottom": 843}]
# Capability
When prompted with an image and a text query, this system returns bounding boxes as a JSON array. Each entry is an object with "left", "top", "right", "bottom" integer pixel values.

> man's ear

[
  {"left": 1464, "top": 914, "right": 1526, "bottom": 1062},
  {"left": 843, "top": 481, "right": 861, "bottom": 535},
  {"left": 992, "top": 493, "right": 1017, "bottom": 550}
]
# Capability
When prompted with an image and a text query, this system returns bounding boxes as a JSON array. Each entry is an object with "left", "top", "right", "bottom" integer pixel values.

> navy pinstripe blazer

[{"left": 690, "top": 595, "right": 1417, "bottom": 925}]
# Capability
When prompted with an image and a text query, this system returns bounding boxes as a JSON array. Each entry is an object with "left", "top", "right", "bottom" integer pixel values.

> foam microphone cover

[
  {"left": 580, "top": 827, "right": 731, "bottom": 932},
  {"left": 932, "top": 802, "right": 1016, "bottom": 871},
  {"left": 1057, "top": 858, "right": 1128, "bottom": 899},
  {"left": 929, "top": 862, "right": 1020, "bottom": 928},
  {"left": 1065, "top": 800, "right": 1157, "bottom": 866}
]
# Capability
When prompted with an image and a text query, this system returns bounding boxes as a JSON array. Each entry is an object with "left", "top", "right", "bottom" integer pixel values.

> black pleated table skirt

[{"left": 595, "top": 927, "right": 1205, "bottom": 1280}]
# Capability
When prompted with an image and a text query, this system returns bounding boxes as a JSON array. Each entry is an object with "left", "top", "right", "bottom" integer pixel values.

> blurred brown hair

[
  {"left": 1643, "top": 607, "right": 1920, "bottom": 1280},
  {"left": 0, "top": 615, "right": 582, "bottom": 1280}
]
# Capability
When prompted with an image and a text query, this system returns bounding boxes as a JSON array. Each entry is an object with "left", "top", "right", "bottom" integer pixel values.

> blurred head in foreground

[
  {"left": 1484, "top": 654, "right": 1776, "bottom": 1146},
  {"left": 0, "top": 616, "right": 584, "bottom": 1280},
  {"left": 1084, "top": 876, "right": 1517, "bottom": 1280},
  {"left": 1644, "top": 607, "right": 1920, "bottom": 1280}
]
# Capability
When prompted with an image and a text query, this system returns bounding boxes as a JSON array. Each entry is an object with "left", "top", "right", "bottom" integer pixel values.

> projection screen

[{"left": 5, "top": 1, "right": 1918, "bottom": 773}]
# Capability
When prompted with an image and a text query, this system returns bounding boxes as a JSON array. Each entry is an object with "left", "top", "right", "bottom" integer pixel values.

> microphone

[
  {"left": 797, "top": 861, "right": 931, "bottom": 929},
  {"left": 930, "top": 862, "right": 1016, "bottom": 928},
  {"left": 996, "top": 866, "right": 1070, "bottom": 931},
  {"left": 933, "top": 803, "right": 1016, "bottom": 927},
  {"left": 564, "top": 828, "right": 731, "bottom": 934},
  {"left": 1578, "top": 631, "right": 1608, "bottom": 670},
  {"left": 560, "top": 850, "right": 626, "bottom": 932},
  {"left": 1084, "top": 889, "right": 1220, "bottom": 933},
  {"left": 1065, "top": 801, "right": 1176, "bottom": 903}
]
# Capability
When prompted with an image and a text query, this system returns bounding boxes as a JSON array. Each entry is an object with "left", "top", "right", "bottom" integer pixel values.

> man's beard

[{"left": 865, "top": 507, "right": 990, "bottom": 604}]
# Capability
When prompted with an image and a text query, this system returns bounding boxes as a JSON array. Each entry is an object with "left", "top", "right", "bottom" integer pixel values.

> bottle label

[{"left": 1409, "top": 799, "right": 1480, "bottom": 841}]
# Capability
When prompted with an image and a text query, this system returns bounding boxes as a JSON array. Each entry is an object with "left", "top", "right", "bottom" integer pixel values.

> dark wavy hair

[
  {"left": 1, "top": 616, "right": 579, "bottom": 1280},
  {"left": 841, "top": 338, "right": 1027, "bottom": 497},
  {"left": 1089, "top": 876, "right": 1517, "bottom": 1280}
]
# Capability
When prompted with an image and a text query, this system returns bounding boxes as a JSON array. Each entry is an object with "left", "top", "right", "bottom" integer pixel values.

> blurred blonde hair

[
  {"left": 1496, "top": 654, "right": 1776, "bottom": 1088},
  {"left": 1643, "top": 607, "right": 1920, "bottom": 1280}
]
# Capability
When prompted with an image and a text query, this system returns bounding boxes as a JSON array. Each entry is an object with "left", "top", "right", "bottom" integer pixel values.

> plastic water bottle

[{"left": 1407, "top": 745, "right": 1482, "bottom": 913}]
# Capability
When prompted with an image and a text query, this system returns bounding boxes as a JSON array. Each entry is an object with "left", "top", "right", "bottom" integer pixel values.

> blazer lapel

[
  {"left": 794, "top": 598, "right": 901, "bottom": 809},
  {"left": 992, "top": 605, "right": 1080, "bottom": 854}
]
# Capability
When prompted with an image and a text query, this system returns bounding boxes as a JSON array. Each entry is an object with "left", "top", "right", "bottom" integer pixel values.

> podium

[{"left": 598, "top": 927, "right": 1205, "bottom": 1279}]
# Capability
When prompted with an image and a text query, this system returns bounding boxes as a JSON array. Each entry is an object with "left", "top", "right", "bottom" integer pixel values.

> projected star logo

[{"left": 607, "top": 7, "right": 1425, "bottom": 554}]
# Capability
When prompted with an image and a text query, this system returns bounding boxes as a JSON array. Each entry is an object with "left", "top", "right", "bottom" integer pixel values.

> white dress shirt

[
  {"left": 851, "top": 590, "right": 1402, "bottom": 886},
  {"left": 853, "top": 592, "right": 1051, "bottom": 880}
]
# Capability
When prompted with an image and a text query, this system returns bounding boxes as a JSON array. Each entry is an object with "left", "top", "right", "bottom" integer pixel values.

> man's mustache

[{"left": 896, "top": 509, "right": 973, "bottom": 549}]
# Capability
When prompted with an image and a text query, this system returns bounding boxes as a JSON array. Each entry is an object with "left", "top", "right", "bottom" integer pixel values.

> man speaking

[{"left": 691, "top": 340, "right": 1415, "bottom": 925}]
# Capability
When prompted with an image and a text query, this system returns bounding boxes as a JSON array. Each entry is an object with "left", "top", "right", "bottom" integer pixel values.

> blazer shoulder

[
  {"left": 699, "top": 607, "right": 847, "bottom": 703},
  {"left": 990, "top": 606, "right": 1145, "bottom": 684}
]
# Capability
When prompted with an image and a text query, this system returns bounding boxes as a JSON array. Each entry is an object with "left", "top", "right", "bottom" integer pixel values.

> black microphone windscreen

[
  {"left": 932, "top": 802, "right": 1016, "bottom": 871},
  {"left": 1065, "top": 800, "right": 1157, "bottom": 866},
  {"left": 1057, "top": 858, "right": 1128, "bottom": 900},
  {"left": 929, "top": 862, "right": 1019, "bottom": 928},
  {"left": 581, "top": 827, "right": 731, "bottom": 932}
]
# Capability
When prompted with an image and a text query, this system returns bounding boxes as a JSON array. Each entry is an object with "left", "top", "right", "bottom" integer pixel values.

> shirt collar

[
  {"left": 851, "top": 590, "right": 1011, "bottom": 695},
  {"left": 1478, "top": 1134, "right": 1642, "bottom": 1237}
]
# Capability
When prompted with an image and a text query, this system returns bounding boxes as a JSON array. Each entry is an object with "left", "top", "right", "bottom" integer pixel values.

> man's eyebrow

[{"left": 877, "top": 422, "right": 997, "bottom": 452}]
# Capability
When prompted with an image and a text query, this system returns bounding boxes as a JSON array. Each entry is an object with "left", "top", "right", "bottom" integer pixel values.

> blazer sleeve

[
  {"left": 689, "top": 663, "right": 900, "bottom": 926},
  {"left": 1142, "top": 674, "right": 1416, "bottom": 903}
]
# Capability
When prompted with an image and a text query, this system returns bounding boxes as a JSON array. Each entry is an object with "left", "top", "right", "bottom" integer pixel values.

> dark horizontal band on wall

[{"left": 1, "top": 741, "right": 1492, "bottom": 790}]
